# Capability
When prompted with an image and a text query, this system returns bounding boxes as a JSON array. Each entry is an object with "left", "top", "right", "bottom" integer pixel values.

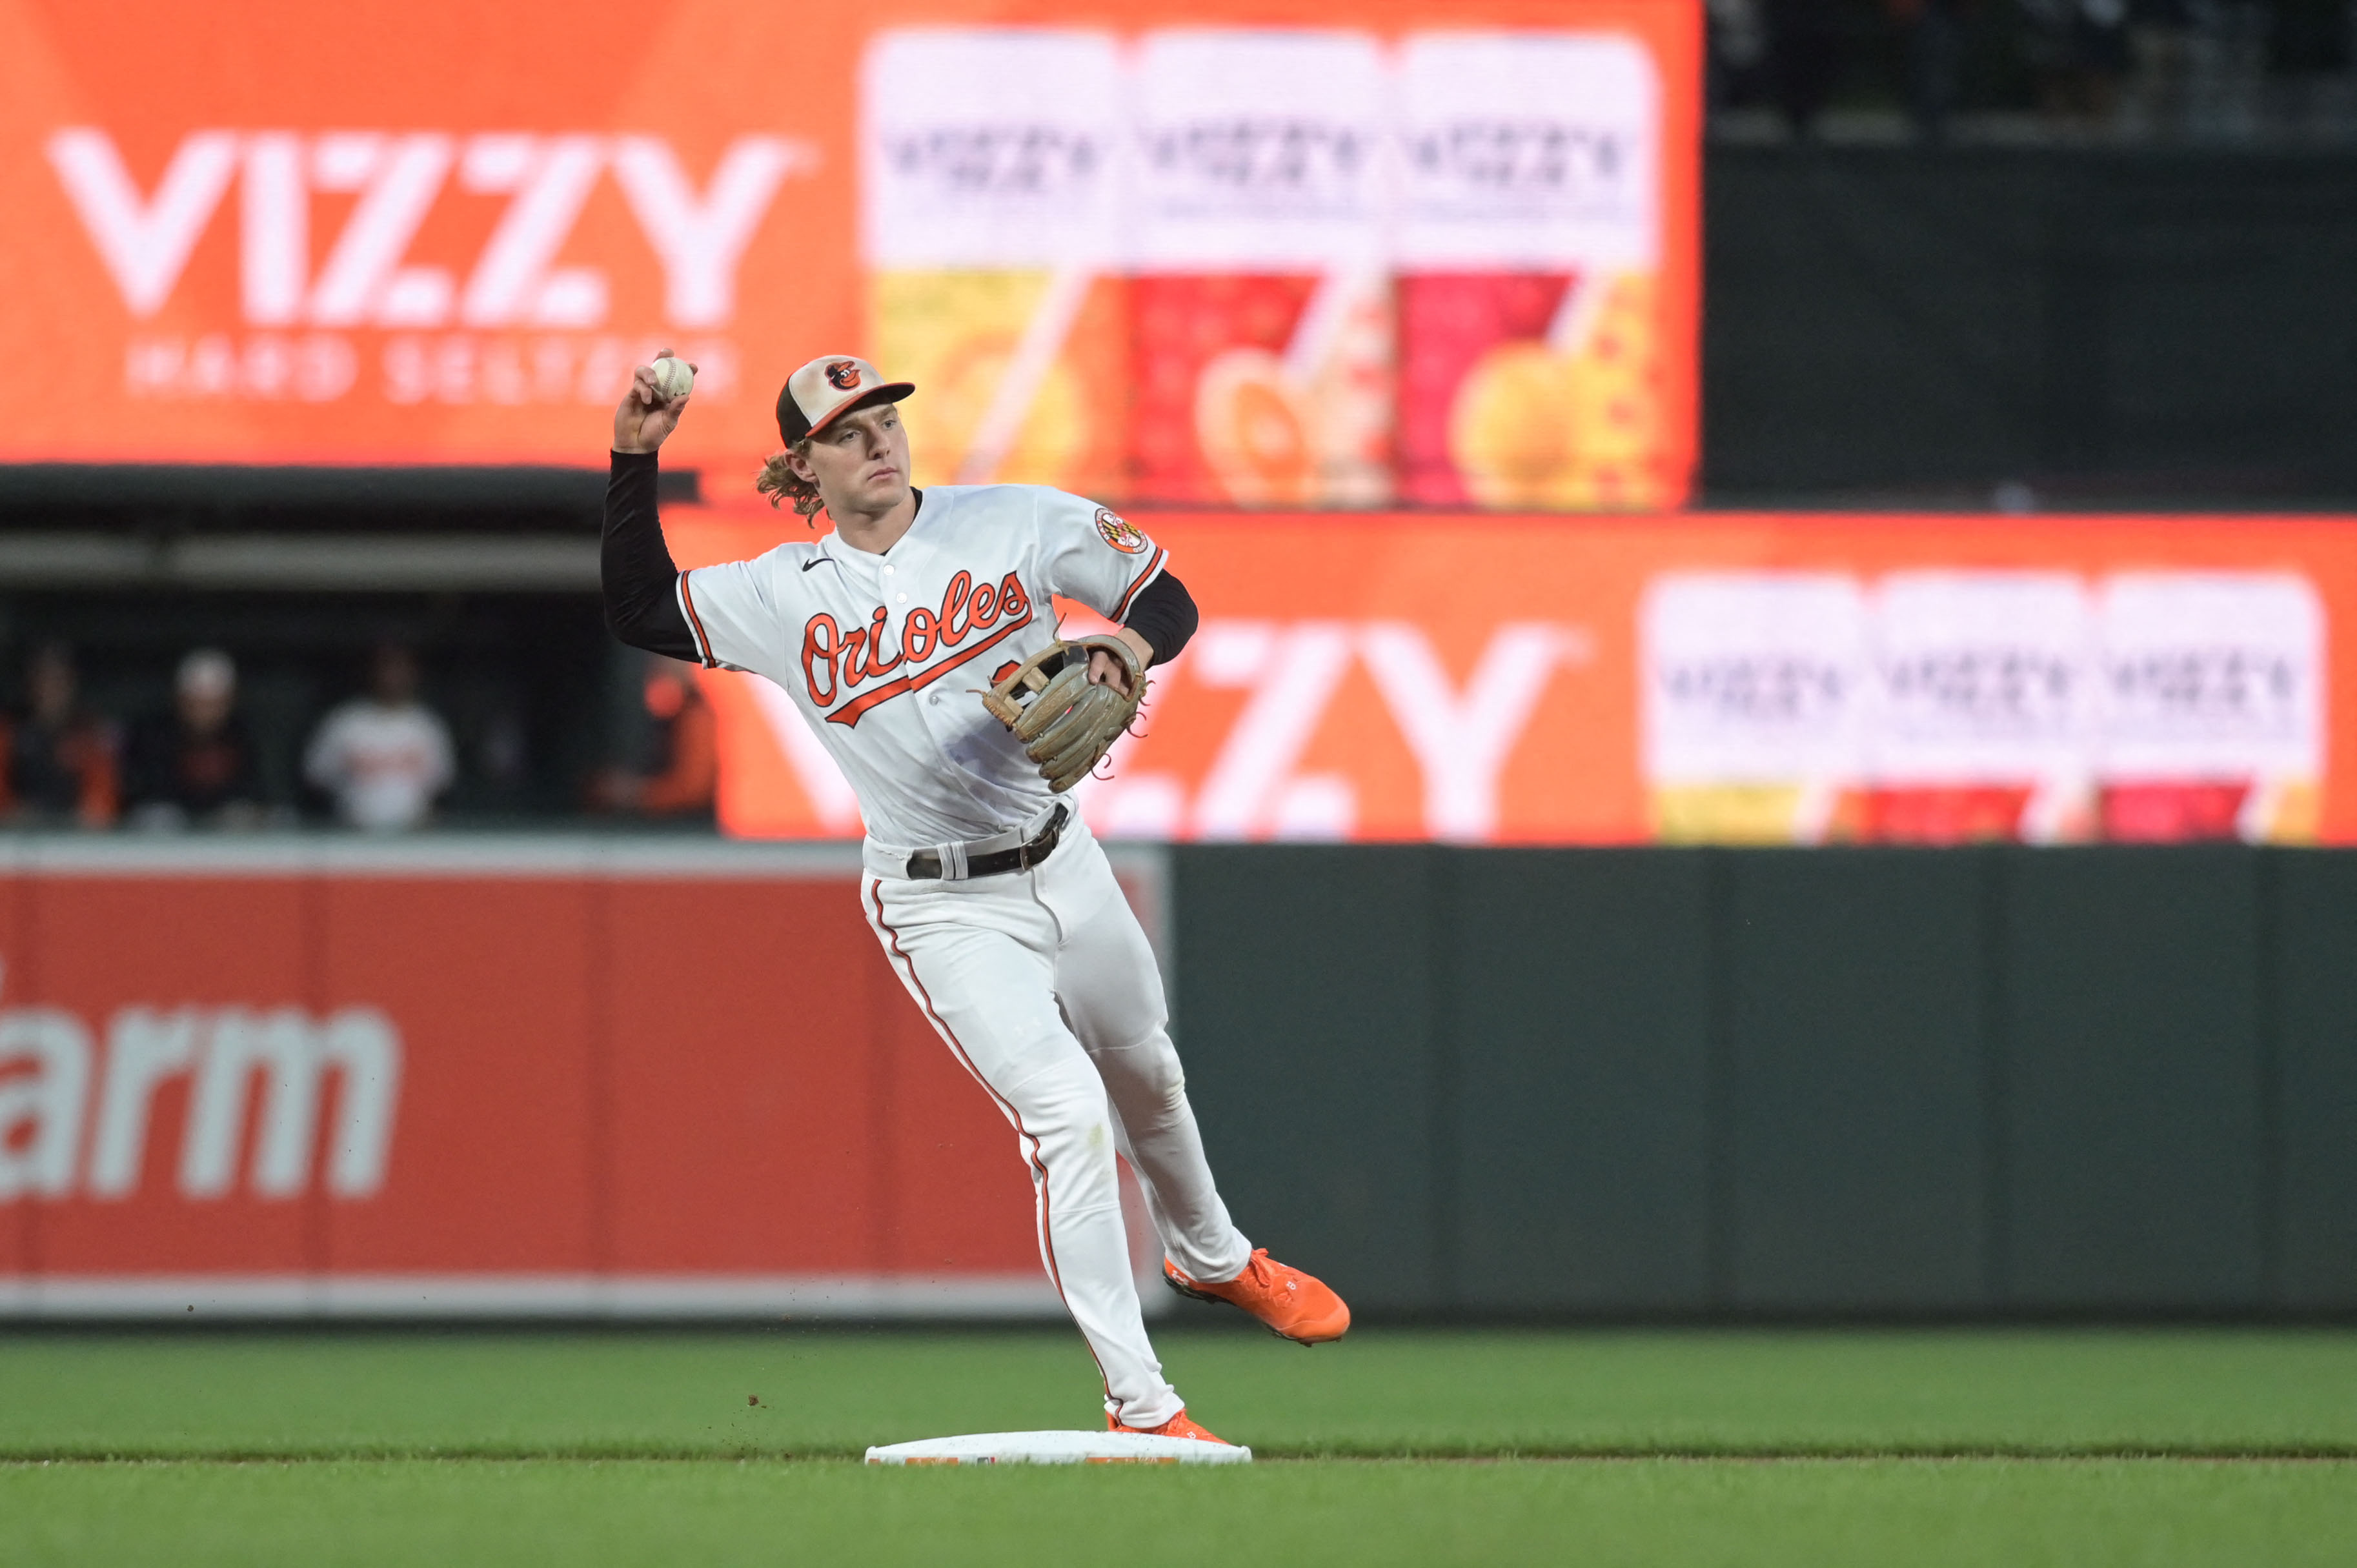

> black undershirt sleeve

[
  {"left": 611, "top": 452, "right": 1196, "bottom": 669},
  {"left": 1122, "top": 569, "right": 1198, "bottom": 667},
  {"left": 602, "top": 450, "right": 698, "bottom": 663}
]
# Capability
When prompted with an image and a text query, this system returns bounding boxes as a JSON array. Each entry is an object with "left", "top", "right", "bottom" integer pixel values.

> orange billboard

[
  {"left": 0, "top": 0, "right": 1700, "bottom": 507},
  {"left": 666, "top": 507, "right": 2357, "bottom": 847}
]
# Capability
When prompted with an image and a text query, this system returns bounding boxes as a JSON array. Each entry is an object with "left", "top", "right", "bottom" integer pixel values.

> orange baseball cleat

[
  {"left": 1163, "top": 1249, "right": 1351, "bottom": 1345},
  {"left": 1107, "top": 1408, "right": 1231, "bottom": 1444}
]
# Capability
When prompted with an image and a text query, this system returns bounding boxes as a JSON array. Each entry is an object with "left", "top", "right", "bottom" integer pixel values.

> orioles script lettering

[{"left": 802, "top": 569, "right": 1035, "bottom": 726}]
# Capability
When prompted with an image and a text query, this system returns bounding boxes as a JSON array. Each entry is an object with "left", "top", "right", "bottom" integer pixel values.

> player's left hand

[
  {"left": 612, "top": 348, "right": 697, "bottom": 454},
  {"left": 984, "top": 634, "right": 1149, "bottom": 792},
  {"left": 1087, "top": 630, "right": 1154, "bottom": 697}
]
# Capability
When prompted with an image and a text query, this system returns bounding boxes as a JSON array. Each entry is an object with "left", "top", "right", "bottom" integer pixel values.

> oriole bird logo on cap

[{"left": 777, "top": 354, "right": 914, "bottom": 446}]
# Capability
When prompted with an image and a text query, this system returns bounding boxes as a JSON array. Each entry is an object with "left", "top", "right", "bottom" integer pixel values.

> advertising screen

[
  {"left": 664, "top": 507, "right": 2357, "bottom": 847},
  {"left": 0, "top": 0, "right": 1699, "bottom": 507}
]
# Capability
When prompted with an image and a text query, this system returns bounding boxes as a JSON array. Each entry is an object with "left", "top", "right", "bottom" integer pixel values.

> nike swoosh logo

[{"left": 801, "top": 557, "right": 838, "bottom": 572}]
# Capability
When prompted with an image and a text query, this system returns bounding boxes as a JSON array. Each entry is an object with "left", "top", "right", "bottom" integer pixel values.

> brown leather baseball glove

[{"left": 982, "top": 635, "right": 1146, "bottom": 792}]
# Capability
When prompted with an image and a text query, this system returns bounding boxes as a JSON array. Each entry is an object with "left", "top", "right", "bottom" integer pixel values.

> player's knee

[
  {"left": 1141, "top": 1063, "right": 1187, "bottom": 1119},
  {"left": 1103, "top": 1036, "right": 1188, "bottom": 1114},
  {"left": 1006, "top": 1054, "right": 1111, "bottom": 1134}
]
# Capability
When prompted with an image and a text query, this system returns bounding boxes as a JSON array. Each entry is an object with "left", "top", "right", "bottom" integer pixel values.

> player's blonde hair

[{"left": 755, "top": 442, "right": 825, "bottom": 521}]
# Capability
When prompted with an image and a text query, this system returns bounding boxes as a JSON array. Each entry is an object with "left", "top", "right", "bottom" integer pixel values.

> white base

[{"left": 865, "top": 1430, "right": 1252, "bottom": 1465}]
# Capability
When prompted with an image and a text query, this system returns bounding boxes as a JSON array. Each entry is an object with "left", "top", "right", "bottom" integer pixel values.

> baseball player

[{"left": 602, "top": 350, "right": 1349, "bottom": 1445}]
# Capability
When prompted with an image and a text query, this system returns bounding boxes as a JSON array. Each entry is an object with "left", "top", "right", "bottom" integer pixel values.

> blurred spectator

[
  {"left": 1766, "top": 0, "right": 1849, "bottom": 132},
  {"left": 304, "top": 644, "right": 456, "bottom": 831},
  {"left": 2185, "top": 0, "right": 2271, "bottom": 137},
  {"left": 124, "top": 648, "right": 264, "bottom": 829},
  {"left": 587, "top": 665, "right": 716, "bottom": 820},
  {"left": 0, "top": 643, "right": 119, "bottom": 829},
  {"left": 2120, "top": 0, "right": 2279, "bottom": 136},
  {"left": 2021, "top": 0, "right": 2132, "bottom": 121},
  {"left": 1889, "top": 0, "right": 1967, "bottom": 137},
  {"left": 2122, "top": 0, "right": 2196, "bottom": 132},
  {"left": 1709, "top": 0, "right": 1776, "bottom": 107}
]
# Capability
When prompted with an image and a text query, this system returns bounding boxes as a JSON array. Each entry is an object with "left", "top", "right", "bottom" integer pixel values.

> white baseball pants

[{"left": 862, "top": 819, "right": 1251, "bottom": 1429}]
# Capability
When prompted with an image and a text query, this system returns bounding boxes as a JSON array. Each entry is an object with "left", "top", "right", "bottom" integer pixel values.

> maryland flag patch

[{"left": 1095, "top": 508, "right": 1149, "bottom": 555}]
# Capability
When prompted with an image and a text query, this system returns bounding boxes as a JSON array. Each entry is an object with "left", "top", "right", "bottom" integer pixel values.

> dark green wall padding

[{"left": 1171, "top": 847, "right": 2357, "bottom": 1318}]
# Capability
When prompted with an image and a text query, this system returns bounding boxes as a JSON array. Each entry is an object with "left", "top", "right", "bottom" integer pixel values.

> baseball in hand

[{"left": 649, "top": 357, "right": 695, "bottom": 401}]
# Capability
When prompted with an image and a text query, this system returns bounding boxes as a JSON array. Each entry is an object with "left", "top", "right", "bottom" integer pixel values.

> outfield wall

[
  {"left": 0, "top": 838, "right": 1166, "bottom": 1319},
  {"left": 0, "top": 838, "right": 2349, "bottom": 1319},
  {"left": 1175, "top": 845, "right": 2357, "bottom": 1318}
]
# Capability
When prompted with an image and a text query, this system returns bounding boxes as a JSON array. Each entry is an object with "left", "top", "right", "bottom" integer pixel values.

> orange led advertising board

[
  {"left": 666, "top": 507, "right": 2357, "bottom": 848},
  {"left": 0, "top": 0, "right": 1700, "bottom": 506}
]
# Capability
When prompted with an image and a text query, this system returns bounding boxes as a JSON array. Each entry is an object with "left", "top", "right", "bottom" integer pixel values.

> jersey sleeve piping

[
  {"left": 676, "top": 572, "right": 717, "bottom": 668},
  {"left": 1110, "top": 547, "right": 1168, "bottom": 622}
]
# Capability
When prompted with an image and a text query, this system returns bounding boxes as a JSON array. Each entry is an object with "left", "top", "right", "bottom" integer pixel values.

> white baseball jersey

[
  {"left": 675, "top": 484, "right": 1165, "bottom": 851},
  {"left": 303, "top": 699, "right": 455, "bottom": 830}
]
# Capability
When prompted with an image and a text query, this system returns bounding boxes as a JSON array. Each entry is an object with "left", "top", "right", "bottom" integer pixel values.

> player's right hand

[{"left": 612, "top": 349, "right": 694, "bottom": 454}]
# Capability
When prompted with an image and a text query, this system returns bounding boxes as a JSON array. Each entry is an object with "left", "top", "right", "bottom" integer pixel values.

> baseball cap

[{"left": 776, "top": 355, "right": 915, "bottom": 445}]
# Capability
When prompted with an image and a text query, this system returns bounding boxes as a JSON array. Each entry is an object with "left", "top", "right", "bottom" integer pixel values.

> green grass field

[{"left": 5, "top": 1327, "right": 2354, "bottom": 1564}]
